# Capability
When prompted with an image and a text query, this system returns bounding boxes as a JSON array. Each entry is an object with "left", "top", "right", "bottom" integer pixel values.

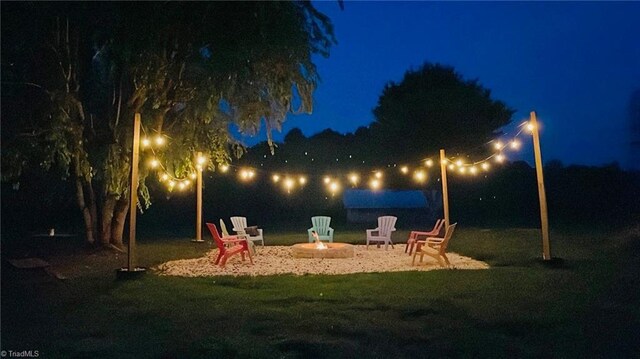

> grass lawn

[{"left": 2, "top": 227, "right": 639, "bottom": 358}]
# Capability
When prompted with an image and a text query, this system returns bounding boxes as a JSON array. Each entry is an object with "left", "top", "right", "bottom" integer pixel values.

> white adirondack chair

[
  {"left": 308, "top": 216, "right": 334, "bottom": 243},
  {"left": 366, "top": 216, "right": 397, "bottom": 250},
  {"left": 230, "top": 216, "right": 264, "bottom": 247},
  {"left": 221, "top": 218, "right": 255, "bottom": 254}
]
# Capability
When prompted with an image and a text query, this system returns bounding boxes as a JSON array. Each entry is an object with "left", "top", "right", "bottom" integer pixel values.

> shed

[{"left": 342, "top": 189, "right": 435, "bottom": 225}]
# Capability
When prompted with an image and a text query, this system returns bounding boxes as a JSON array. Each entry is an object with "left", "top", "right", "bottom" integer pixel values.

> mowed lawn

[{"left": 2, "top": 227, "right": 639, "bottom": 358}]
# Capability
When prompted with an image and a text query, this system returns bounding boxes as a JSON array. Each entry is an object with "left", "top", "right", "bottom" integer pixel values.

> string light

[
  {"left": 284, "top": 178, "right": 294, "bottom": 192},
  {"left": 239, "top": 168, "right": 255, "bottom": 181},
  {"left": 349, "top": 173, "right": 359, "bottom": 186},
  {"left": 146, "top": 116, "right": 534, "bottom": 192},
  {"left": 329, "top": 181, "right": 340, "bottom": 194}
]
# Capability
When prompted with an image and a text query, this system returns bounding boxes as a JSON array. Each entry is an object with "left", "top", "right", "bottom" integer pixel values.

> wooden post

[
  {"left": 194, "top": 152, "right": 204, "bottom": 242},
  {"left": 128, "top": 113, "right": 141, "bottom": 270},
  {"left": 530, "top": 111, "right": 552, "bottom": 260},
  {"left": 439, "top": 149, "right": 450, "bottom": 227}
]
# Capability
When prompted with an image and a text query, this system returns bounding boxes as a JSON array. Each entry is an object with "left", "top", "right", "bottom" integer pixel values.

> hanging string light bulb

[{"left": 349, "top": 173, "right": 359, "bottom": 186}]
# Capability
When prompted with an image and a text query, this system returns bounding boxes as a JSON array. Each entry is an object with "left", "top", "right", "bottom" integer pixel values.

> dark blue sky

[{"left": 236, "top": 1, "right": 640, "bottom": 168}]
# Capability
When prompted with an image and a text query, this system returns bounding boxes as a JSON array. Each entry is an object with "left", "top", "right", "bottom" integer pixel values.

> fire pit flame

[{"left": 312, "top": 231, "right": 328, "bottom": 250}]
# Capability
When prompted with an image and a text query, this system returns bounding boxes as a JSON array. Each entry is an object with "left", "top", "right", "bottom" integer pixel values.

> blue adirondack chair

[{"left": 308, "top": 216, "right": 334, "bottom": 242}]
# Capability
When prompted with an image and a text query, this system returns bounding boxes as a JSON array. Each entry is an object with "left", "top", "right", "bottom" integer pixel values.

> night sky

[{"left": 235, "top": 1, "right": 640, "bottom": 168}]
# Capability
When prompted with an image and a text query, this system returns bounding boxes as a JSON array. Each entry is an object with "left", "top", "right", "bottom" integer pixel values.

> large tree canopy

[
  {"left": 372, "top": 63, "right": 514, "bottom": 162},
  {"left": 1, "top": 2, "right": 335, "bottom": 247}
]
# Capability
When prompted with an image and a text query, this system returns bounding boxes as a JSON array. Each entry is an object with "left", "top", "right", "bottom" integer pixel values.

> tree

[
  {"left": 372, "top": 63, "right": 514, "bottom": 162},
  {"left": 1, "top": 2, "right": 335, "bottom": 248}
]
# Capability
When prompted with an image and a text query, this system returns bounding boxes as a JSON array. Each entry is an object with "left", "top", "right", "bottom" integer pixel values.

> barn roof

[{"left": 342, "top": 189, "right": 427, "bottom": 209}]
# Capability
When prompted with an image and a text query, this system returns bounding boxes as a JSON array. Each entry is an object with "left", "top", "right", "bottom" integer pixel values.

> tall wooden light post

[
  {"left": 530, "top": 111, "right": 552, "bottom": 260},
  {"left": 193, "top": 152, "right": 205, "bottom": 242},
  {"left": 118, "top": 112, "right": 146, "bottom": 279},
  {"left": 439, "top": 149, "right": 450, "bottom": 227}
]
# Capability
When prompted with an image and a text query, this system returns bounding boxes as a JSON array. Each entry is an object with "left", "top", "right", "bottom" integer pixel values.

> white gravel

[{"left": 154, "top": 244, "right": 489, "bottom": 277}]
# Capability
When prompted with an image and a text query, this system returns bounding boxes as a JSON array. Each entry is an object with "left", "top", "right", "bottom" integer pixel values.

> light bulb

[
  {"left": 141, "top": 138, "right": 150, "bottom": 148},
  {"left": 414, "top": 170, "right": 426, "bottom": 182},
  {"left": 349, "top": 173, "right": 359, "bottom": 185},
  {"left": 425, "top": 159, "right": 434, "bottom": 167},
  {"left": 494, "top": 141, "right": 503, "bottom": 150},
  {"left": 400, "top": 166, "right": 409, "bottom": 174},
  {"left": 155, "top": 136, "right": 165, "bottom": 146},
  {"left": 272, "top": 174, "right": 280, "bottom": 183},
  {"left": 298, "top": 176, "right": 307, "bottom": 185}
]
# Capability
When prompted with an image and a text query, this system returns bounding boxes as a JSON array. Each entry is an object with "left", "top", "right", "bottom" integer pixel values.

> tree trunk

[
  {"left": 101, "top": 194, "right": 117, "bottom": 246},
  {"left": 111, "top": 197, "right": 129, "bottom": 249},
  {"left": 75, "top": 177, "right": 95, "bottom": 244}
]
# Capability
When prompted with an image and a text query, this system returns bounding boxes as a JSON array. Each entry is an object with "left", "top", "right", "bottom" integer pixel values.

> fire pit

[{"left": 291, "top": 242, "right": 355, "bottom": 258}]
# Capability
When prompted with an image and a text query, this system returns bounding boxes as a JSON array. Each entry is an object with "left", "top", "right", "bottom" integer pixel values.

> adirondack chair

[
  {"left": 221, "top": 218, "right": 255, "bottom": 254},
  {"left": 206, "top": 223, "right": 253, "bottom": 267},
  {"left": 412, "top": 223, "right": 457, "bottom": 267},
  {"left": 230, "top": 216, "right": 264, "bottom": 247},
  {"left": 366, "top": 216, "right": 397, "bottom": 250},
  {"left": 405, "top": 219, "right": 445, "bottom": 255},
  {"left": 307, "top": 216, "right": 334, "bottom": 243}
]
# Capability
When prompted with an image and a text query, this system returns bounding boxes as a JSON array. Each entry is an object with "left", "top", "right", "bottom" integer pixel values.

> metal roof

[{"left": 342, "top": 189, "right": 427, "bottom": 209}]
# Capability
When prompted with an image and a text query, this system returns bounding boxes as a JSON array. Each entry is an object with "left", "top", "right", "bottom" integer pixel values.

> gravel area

[{"left": 154, "top": 244, "right": 489, "bottom": 277}]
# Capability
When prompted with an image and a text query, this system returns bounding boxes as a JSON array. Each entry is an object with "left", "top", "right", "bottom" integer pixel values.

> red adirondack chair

[{"left": 206, "top": 223, "right": 253, "bottom": 267}]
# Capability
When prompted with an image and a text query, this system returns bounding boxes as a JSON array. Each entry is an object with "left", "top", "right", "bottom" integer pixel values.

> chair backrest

[
  {"left": 219, "top": 219, "right": 230, "bottom": 237},
  {"left": 311, "top": 216, "right": 331, "bottom": 235},
  {"left": 433, "top": 219, "right": 444, "bottom": 234},
  {"left": 230, "top": 216, "right": 248, "bottom": 232},
  {"left": 438, "top": 223, "right": 457, "bottom": 254},
  {"left": 206, "top": 223, "right": 225, "bottom": 249},
  {"left": 377, "top": 216, "right": 397, "bottom": 237}
]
